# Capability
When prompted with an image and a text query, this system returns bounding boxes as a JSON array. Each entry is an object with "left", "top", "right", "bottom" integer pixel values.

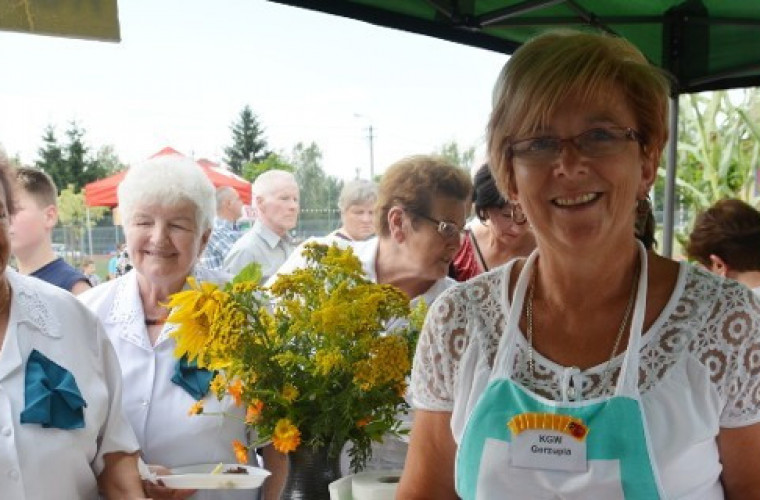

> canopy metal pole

[
  {"left": 86, "top": 207, "right": 94, "bottom": 257},
  {"left": 662, "top": 95, "right": 679, "bottom": 258}
]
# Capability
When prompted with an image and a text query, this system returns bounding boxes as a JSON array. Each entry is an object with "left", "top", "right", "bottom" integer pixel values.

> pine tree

[
  {"left": 65, "top": 123, "right": 89, "bottom": 188},
  {"left": 35, "top": 123, "right": 111, "bottom": 193},
  {"left": 224, "top": 105, "right": 270, "bottom": 175},
  {"left": 35, "top": 125, "right": 68, "bottom": 189}
]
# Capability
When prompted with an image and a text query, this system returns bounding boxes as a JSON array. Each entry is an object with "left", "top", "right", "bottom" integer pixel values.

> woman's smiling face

[
  {"left": 508, "top": 87, "right": 655, "bottom": 254},
  {"left": 125, "top": 200, "right": 207, "bottom": 287}
]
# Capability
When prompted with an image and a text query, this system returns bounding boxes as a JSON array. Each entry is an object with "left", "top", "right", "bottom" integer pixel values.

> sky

[{"left": 0, "top": 0, "right": 507, "bottom": 181}]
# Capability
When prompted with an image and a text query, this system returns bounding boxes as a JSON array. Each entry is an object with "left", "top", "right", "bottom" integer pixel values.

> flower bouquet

[{"left": 167, "top": 242, "right": 426, "bottom": 472}]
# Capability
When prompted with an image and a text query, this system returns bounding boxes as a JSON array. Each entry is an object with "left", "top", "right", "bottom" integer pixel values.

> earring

[
  {"left": 636, "top": 197, "right": 651, "bottom": 216},
  {"left": 510, "top": 202, "right": 528, "bottom": 225}
]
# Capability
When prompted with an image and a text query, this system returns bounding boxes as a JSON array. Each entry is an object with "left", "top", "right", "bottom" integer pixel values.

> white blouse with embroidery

[
  {"left": 0, "top": 270, "right": 139, "bottom": 499},
  {"left": 79, "top": 267, "right": 258, "bottom": 500},
  {"left": 411, "top": 260, "right": 760, "bottom": 499}
]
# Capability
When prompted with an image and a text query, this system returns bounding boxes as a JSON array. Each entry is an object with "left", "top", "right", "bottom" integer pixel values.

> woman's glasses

[
  {"left": 498, "top": 204, "right": 528, "bottom": 225},
  {"left": 408, "top": 211, "right": 465, "bottom": 239},
  {"left": 508, "top": 126, "right": 642, "bottom": 165}
]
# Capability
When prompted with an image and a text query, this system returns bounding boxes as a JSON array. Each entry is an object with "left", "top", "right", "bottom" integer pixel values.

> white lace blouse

[{"left": 411, "top": 260, "right": 760, "bottom": 498}]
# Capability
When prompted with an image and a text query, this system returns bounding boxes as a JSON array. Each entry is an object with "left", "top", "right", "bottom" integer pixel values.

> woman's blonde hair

[{"left": 487, "top": 30, "right": 671, "bottom": 196}]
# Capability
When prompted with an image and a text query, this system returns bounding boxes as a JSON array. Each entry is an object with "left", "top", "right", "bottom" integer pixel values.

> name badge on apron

[{"left": 508, "top": 412, "right": 589, "bottom": 472}]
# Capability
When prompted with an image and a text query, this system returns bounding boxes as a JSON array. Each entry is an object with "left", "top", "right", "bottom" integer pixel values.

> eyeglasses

[
  {"left": 408, "top": 211, "right": 465, "bottom": 239},
  {"left": 508, "top": 126, "right": 642, "bottom": 164},
  {"left": 497, "top": 204, "right": 528, "bottom": 225}
]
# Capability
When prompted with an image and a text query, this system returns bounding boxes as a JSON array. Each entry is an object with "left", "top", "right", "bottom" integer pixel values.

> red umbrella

[{"left": 84, "top": 147, "right": 252, "bottom": 207}]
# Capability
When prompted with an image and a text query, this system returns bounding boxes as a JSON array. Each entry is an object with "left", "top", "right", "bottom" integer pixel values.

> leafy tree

[
  {"left": 291, "top": 142, "right": 342, "bottom": 211},
  {"left": 94, "top": 145, "right": 127, "bottom": 176},
  {"left": 242, "top": 152, "right": 294, "bottom": 182},
  {"left": 434, "top": 140, "right": 476, "bottom": 172},
  {"left": 290, "top": 142, "right": 343, "bottom": 233},
  {"left": 224, "top": 105, "right": 270, "bottom": 175}
]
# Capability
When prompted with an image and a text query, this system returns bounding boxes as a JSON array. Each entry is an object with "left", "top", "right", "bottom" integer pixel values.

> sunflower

[{"left": 167, "top": 277, "right": 229, "bottom": 363}]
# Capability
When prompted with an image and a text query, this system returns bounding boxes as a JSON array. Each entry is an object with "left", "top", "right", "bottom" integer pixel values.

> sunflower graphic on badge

[{"left": 507, "top": 412, "right": 590, "bottom": 472}]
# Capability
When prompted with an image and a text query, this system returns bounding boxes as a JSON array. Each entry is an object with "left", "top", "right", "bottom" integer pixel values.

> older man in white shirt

[{"left": 224, "top": 170, "right": 300, "bottom": 282}]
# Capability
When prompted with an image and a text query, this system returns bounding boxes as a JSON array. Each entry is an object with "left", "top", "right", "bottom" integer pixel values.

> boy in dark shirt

[{"left": 9, "top": 168, "right": 91, "bottom": 294}]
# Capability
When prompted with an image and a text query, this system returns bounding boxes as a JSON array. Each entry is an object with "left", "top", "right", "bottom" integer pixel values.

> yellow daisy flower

[
  {"left": 282, "top": 384, "right": 299, "bottom": 403},
  {"left": 228, "top": 379, "right": 244, "bottom": 407},
  {"left": 272, "top": 419, "right": 301, "bottom": 453},
  {"left": 245, "top": 399, "right": 264, "bottom": 425},
  {"left": 232, "top": 439, "right": 249, "bottom": 464}
]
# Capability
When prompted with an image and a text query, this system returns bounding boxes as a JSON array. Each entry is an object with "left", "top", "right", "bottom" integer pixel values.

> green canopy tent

[
  {"left": 0, "top": 0, "right": 119, "bottom": 41},
  {"left": 269, "top": 0, "right": 760, "bottom": 256}
]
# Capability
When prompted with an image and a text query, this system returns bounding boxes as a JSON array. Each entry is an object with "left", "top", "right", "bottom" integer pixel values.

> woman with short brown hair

[{"left": 400, "top": 30, "right": 760, "bottom": 499}]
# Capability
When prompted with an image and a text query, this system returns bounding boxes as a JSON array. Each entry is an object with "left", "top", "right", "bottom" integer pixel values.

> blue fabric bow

[
  {"left": 171, "top": 356, "right": 216, "bottom": 400},
  {"left": 20, "top": 349, "right": 87, "bottom": 429}
]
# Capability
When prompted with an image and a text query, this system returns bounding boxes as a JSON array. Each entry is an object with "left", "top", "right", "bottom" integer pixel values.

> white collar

[
  {"left": 8, "top": 269, "right": 61, "bottom": 338},
  {"left": 105, "top": 270, "right": 181, "bottom": 349}
]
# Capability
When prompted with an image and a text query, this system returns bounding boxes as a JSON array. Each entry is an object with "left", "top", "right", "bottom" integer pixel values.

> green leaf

[{"left": 233, "top": 262, "right": 262, "bottom": 284}]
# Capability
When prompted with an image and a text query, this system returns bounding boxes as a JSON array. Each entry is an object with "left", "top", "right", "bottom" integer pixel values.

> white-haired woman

[
  {"left": 79, "top": 154, "right": 286, "bottom": 500},
  {"left": 331, "top": 179, "right": 377, "bottom": 241}
]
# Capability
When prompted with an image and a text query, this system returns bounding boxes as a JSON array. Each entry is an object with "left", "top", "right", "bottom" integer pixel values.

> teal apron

[{"left": 455, "top": 242, "right": 666, "bottom": 499}]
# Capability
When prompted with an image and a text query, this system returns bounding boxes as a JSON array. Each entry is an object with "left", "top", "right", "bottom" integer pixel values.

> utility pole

[
  {"left": 367, "top": 125, "right": 375, "bottom": 180},
  {"left": 354, "top": 113, "right": 376, "bottom": 179}
]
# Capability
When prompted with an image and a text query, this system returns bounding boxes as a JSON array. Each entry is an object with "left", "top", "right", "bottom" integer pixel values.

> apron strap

[{"left": 614, "top": 241, "right": 649, "bottom": 396}]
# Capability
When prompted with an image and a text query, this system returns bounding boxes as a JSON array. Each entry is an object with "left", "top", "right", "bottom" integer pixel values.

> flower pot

[{"left": 281, "top": 444, "right": 342, "bottom": 500}]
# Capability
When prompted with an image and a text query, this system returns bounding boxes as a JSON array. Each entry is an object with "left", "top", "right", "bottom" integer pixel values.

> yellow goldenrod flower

[
  {"left": 232, "top": 440, "right": 249, "bottom": 464},
  {"left": 210, "top": 373, "right": 226, "bottom": 398},
  {"left": 168, "top": 242, "right": 419, "bottom": 472},
  {"left": 353, "top": 336, "right": 411, "bottom": 390},
  {"left": 314, "top": 349, "right": 343, "bottom": 376},
  {"left": 272, "top": 419, "right": 301, "bottom": 453}
]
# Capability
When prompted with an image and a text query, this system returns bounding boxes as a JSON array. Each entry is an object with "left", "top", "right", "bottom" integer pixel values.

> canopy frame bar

[
  {"left": 486, "top": 16, "right": 760, "bottom": 28},
  {"left": 479, "top": 0, "right": 566, "bottom": 25},
  {"left": 689, "top": 63, "right": 760, "bottom": 87}
]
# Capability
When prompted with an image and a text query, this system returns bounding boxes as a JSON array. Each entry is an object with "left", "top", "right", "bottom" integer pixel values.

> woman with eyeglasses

[
  {"left": 399, "top": 30, "right": 760, "bottom": 499},
  {"left": 270, "top": 154, "right": 472, "bottom": 473},
  {"left": 450, "top": 163, "right": 536, "bottom": 281}
]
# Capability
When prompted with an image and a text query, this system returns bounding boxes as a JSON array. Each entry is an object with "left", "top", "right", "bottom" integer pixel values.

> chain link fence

[{"left": 53, "top": 209, "right": 342, "bottom": 261}]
